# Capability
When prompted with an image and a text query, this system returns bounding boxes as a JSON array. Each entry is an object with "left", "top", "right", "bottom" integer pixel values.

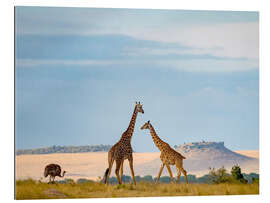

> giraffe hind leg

[
  {"left": 105, "top": 159, "right": 114, "bottom": 184},
  {"left": 181, "top": 168, "right": 188, "bottom": 184},
  {"left": 128, "top": 157, "right": 136, "bottom": 185}
]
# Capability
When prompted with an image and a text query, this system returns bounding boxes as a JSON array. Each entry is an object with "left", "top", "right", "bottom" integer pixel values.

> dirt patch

[{"left": 44, "top": 188, "right": 67, "bottom": 198}]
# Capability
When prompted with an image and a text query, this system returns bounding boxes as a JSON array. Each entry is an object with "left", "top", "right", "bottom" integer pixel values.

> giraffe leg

[
  {"left": 181, "top": 168, "right": 188, "bottom": 184},
  {"left": 105, "top": 159, "right": 114, "bottom": 185},
  {"left": 120, "top": 160, "right": 124, "bottom": 183},
  {"left": 128, "top": 157, "right": 136, "bottom": 185},
  {"left": 156, "top": 163, "right": 165, "bottom": 184},
  {"left": 166, "top": 164, "right": 174, "bottom": 183},
  {"left": 115, "top": 159, "right": 122, "bottom": 185},
  {"left": 176, "top": 168, "right": 181, "bottom": 184}
]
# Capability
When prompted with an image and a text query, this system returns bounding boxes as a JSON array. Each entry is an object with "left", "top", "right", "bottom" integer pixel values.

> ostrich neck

[{"left": 60, "top": 171, "right": 65, "bottom": 177}]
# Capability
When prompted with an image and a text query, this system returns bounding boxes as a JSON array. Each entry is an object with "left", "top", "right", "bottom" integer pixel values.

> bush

[
  {"left": 231, "top": 165, "right": 247, "bottom": 183},
  {"left": 208, "top": 166, "right": 232, "bottom": 184}
]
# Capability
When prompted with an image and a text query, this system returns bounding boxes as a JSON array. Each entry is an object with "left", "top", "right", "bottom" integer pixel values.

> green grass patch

[{"left": 15, "top": 179, "right": 259, "bottom": 199}]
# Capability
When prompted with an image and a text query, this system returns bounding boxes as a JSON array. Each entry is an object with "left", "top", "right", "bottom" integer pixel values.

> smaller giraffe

[{"left": 141, "top": 120, "right": 188, "bottom": 184}]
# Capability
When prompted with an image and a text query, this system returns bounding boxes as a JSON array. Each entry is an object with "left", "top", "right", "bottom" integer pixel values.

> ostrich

[{"left": 44, "top": 163, "right": 66, "bottom": 183}]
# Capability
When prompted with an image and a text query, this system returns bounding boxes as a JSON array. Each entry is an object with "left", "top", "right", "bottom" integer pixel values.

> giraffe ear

[
  {"left": 139, "top": 101, "right": 140, "bottom": 104},
  {"left": 148, "top": 120, "right": 150, "bottom": 123},
  {"left": 136, "top": 102, "right": 137, "bottom": 104}
]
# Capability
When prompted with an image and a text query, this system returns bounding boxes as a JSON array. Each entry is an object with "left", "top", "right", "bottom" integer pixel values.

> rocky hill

[{"left": 176, "top": 141, "right": 252, "bottom": 161}]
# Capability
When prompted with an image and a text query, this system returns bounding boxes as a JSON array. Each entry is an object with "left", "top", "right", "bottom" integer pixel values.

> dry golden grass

[{"left": 15, "top": 179, "right": 259, "bottom": 200}]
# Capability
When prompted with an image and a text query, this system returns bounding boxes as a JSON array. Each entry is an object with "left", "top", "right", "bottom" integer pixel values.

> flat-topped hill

[{"left": 175, "top": 141, "right": 252, "bottom": 161}]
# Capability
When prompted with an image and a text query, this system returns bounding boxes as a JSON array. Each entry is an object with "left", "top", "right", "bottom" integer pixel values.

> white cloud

[
  {"left": 16, "top": 59, "right": 123, "bottom": 67},
  {"left": 122, "top": 22, "right": 259, "bottom": 60},
  {"left": 16, "top": 58, "right": 258, "bottom": 73},
  {"left": 154, "top": 58, "right": 257, "bottom": 72}
]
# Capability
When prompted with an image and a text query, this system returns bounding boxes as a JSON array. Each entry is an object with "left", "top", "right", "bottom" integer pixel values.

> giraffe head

[
  {"left": 141, "top": 120, "right": 151, "bottom": 130},
  {"left": 135, "top": 102, "right": 144, "bottom": 114}
]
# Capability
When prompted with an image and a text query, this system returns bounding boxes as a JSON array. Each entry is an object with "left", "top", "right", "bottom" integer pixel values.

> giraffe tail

[{"left": 103, "top": 168, "right": 109, "bottom": 184}]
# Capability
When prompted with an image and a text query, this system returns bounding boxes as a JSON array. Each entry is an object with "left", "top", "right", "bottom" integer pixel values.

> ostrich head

[{"left": 62, "top": 171, "right": 66, "bottom": 177}]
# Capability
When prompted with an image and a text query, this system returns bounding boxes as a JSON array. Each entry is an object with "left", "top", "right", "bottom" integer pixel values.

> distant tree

[
  {"left": 135, "top": 175, "right": 141, "bottom": 182},
  {"left": 231, "top": 165, "right": 248, "bottom": 183},
  {"left": 122, "top": 175, "right": 132, "bottom": 183},
  {"left": 208, "top": 166, "right": 231, "bottom": 184},
  {"left": 197, "top": 174, "right": 211, "bottom": 183},
  {"left": 77, "top": 178, "right": 94, "bottom": 184},
  {"left": 158, "top": 176, "right": 171, "bottom": 183},
  {"left": 142, "top": 175, "right": 153, "bottom": 182},
  {"left": 252, "top": 176, "right": 259, "bottom": 184}
]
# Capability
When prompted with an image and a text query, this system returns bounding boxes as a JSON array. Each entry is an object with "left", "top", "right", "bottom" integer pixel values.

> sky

[{"left": 15, "top": 6, "right": 259, "bottom": 152}]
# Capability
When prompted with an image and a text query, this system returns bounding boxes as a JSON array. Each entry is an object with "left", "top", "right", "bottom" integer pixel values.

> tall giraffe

[
  {"left": 104, "top": 102, "right": 144, "bottom": 185},
  {"left": 141, "top": 120, "right": 188, "bottom": 184}
]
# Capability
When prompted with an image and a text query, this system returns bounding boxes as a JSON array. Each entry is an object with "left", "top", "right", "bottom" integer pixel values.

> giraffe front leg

[
  {"left": 176, "top": 168, "right": 181, "bottom": 184},
  {"left": 115, "top": 160, "right": 122, "bottom": 185},
  {"left": 166, "top": 164, "right": 174, "bottom": 183},
  {"left": 128, "top": 157, "right": 136, "bottom": 185},
  {"left": 156, "top": 163, "right": 165, "bottom": 184},
  {"left": 120, "top": 160, "right": 124, "bottom": 183}
]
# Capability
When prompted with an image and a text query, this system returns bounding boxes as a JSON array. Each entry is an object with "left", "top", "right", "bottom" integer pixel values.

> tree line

[
  {"left": 56, "top": 165, "right": 259, "bottom": 185},
  {"left": 16, "top": 144, "right": 112, "bottom": 155}
]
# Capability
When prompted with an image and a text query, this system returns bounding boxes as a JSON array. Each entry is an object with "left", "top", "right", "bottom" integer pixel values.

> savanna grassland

[{"left": 15, "top": 179, "right": 259, "bottom": 200}]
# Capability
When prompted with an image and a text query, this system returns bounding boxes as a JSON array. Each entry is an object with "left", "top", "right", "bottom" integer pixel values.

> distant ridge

[
  {"left": 175, "top": 141, "right": 253, "bottom": 160},
  {"left": 16, "top": 144, "right": 112, "bottom": 155}
]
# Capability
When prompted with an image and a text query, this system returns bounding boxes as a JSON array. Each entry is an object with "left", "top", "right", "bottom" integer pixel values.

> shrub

[
  {"left": 231, "top": 165, "right": 248, "bottom": 184},
  {"left": 208, "top": 166, "right": 232, "bottom": 184}
]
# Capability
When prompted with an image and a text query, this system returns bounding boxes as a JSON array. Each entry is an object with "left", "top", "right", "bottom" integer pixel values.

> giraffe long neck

[
  {"left": 149, "top": 124, "right": 165, "bottom": 151},
  {"left": 127, "top": 107, "right": 138, "bottom": 134},
  {"left": 121, "top": 106, "right": 138, "bottom": 141}
]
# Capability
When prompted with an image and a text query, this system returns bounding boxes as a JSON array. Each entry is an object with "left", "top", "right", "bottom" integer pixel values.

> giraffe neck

[
  {"left": 149, "top": 124, "right": 165, "bottom": 151},
  {"left": 121, "top": 106, "right": 138, "bottom": 141}
]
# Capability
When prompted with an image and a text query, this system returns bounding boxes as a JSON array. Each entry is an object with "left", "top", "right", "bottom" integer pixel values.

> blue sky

[{"left": 15, "top": 7, "right": 259, "bottom": 152}]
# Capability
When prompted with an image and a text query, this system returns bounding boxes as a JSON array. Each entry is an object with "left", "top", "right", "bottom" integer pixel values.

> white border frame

[{"left": 2, "top": 0, "right": 269, "bottom": 202}]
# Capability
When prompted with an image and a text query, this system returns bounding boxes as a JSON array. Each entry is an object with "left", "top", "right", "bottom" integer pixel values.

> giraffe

[
  {"left": 103, "top": 102, "right": 144, "bottom": 185},
  {"left": 141, "top": 120, "right": 188, "bottom": 184}
]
